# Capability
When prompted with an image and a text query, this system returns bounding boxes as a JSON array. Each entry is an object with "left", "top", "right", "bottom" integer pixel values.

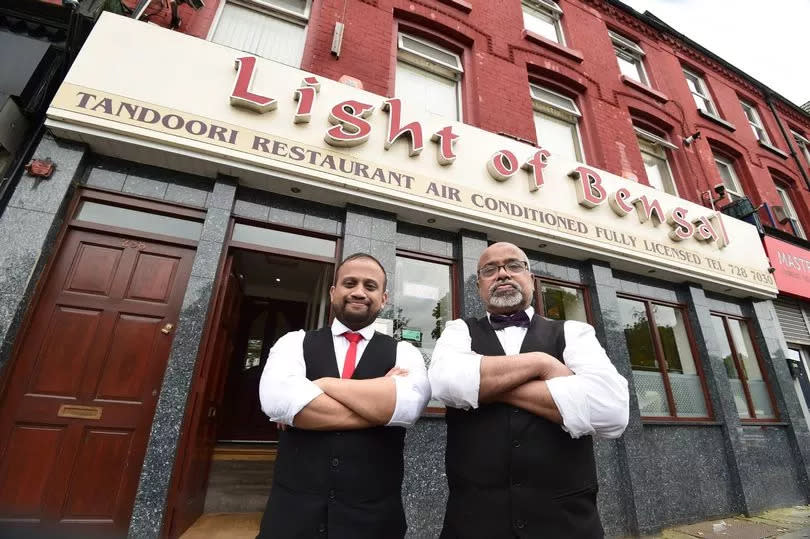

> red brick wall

[{"left": 166, "top": 0, "right": 810, "bottom": 238}]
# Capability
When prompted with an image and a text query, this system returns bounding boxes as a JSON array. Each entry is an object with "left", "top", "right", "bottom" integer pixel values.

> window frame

[
  {"left": 682, "top": 68, "right": 718, "bottom": 116},
  {"left": 711, "top": 312, "right": 780, "bottom": 423},
  {"left": 521, "top": 0, "right": 565, "bottom": 45},
  {"left": 529, "top": 82, "right": 586, "bottom": 163},
  {"left": 713, "top": 154, "right": 745, "bottom": 200},
  {"left": 618, "top": 293, "right": 713, "bottom": 422},
  {"left": 532, "top": 276, "right": 593, "bottom": 325},
  {"left": 775, "top": 184, "right": 807, "bottom": 239},
  {"left": 791, "top": 130, "right": 810, "bottom": 168},
  {"left": 393, "top": 248, "right": 459, "bottom": 416},
  {"left": 634, "top": 126, "right": 679, "bottom": 196},
  {"left": 609, "top": 30, "right": 648, "bottom": 86},
  {"left": 739, "top": 99, "right": 771, "bottom": 144},
  {"left": 395, "top": 32, "right": 464, "bottom": 121}
]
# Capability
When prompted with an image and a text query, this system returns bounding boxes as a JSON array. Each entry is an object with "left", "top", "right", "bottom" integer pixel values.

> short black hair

[{"left": 334, "top": 252, "right": 388, "bottom": 290}]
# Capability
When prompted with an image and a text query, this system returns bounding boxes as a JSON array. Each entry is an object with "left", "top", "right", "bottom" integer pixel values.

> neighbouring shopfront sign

[
  {"left": 46, "top": 13, "right": 777, "bottom": 297},
  {"left": 764, "top": 236, "right": 810, "bottom": 300}
]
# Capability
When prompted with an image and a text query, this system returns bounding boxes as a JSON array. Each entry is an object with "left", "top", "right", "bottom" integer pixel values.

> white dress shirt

[
  {"left": 259, "top": 318, "right": 431, "bottom": 428},
  {"left": 429, "top": 306, "right": 629, "bottom": 439}
]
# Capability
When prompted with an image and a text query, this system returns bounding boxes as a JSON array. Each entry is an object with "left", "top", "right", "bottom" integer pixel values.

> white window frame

[
  {"left": 792, "top": 130, "right": 810, "bottom": 167},
  {"left": 396, "top": 32, "right": 464, "bottom": 121},
  {"left": 635, "top": 127, "right": 678, "bottom": 195},
  {"left": 530, "top": 83, "right": 585, "bottom": 162},
  {"left": 740, "top": 99, "right": 771, "bottom": 144},
  {"left": 522, "top": 0, "right": 565, "bottom": 45},
  {"left": 683, "top": 68, "right": 717, "bottom": 116},
  {"left": 208, "top": 0, "right": 311, "bottom": 40},
  {"left": 714, "top": 155, "right": 745, "bottom": 200},
  {"left": 609, "top": 30, "right": 648, "bottom": 85},
  {"left": 776, "top": 185, "right": 807, "bottom": 239}
]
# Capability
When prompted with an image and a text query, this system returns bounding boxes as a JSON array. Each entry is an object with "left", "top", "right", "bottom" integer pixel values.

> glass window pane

[
  {"left": 212, "top": 3, "right": 305, "bottom": 67},
  {"left": 727, "top": 319, "right": 775, "bottom": 418},
  {"left": 617, "top": 55, "right": 643, "bottom": 82},
  {"left": 262, "top": 0, "right": 308, "bottom": 15},
  {"left": 75, "top": 201, "right": 203, "bottom": 240},
  {"left": 400, "top": 34, "right": 460, "bottom": 70},
  {"left": 534, "top": 112, "right": 581, "bottom": 162},
  {"left": 654, "top": 305, "right": 707, "bottom": 417},
  {"left": 232, "top": 223, "right": 336, "bottom": 258},
  {"left": 523, "top": 7, "right": 559, "bottom": 42},
  {"left": 395, "top": 61, "right": 459, "bottom": 120},
  {"left": 540, "top": 283, "right": 587, "bottom": 323},
  {"left": 711, "top": 315, "right": 752, "bottom": 419},
  {"left": 618, "top": 297, "right": 670, "bottom": 416},
  {"left": 530, "top": 85, "right": 579, "bottom": 115}
]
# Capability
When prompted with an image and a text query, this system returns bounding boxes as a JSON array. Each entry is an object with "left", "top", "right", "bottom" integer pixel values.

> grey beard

[{"left": 488, "top": 283, "right": 525, "bottom": 309}]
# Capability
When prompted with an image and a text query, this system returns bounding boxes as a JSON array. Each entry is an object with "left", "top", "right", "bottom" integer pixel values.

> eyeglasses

[{"left": 477, "top": 260, "right": 529, "bottom": 278}]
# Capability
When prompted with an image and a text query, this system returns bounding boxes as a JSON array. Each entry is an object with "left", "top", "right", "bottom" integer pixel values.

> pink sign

[{"left": 764, "top": 236, "right": 810, "bottom": 300}]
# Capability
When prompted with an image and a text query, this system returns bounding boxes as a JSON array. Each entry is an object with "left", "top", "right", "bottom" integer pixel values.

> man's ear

[
  {"left": 381, "top": 289, "right": 389, "bottom": 309},
  {"left": 329, "top": 285, "right": 336, "bottom": 303}
]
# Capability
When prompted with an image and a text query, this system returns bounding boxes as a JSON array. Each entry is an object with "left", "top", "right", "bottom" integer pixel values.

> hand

[
  {"left": 385, "top": 367, "right": 409, "bottom": 377},
  {"left": 276, "top": 422, "right": 287, "bottom": 432},
  {"left": 314, "top": 377, "right": 336, "bottom": 390},
  {"left": 536, "top": 352, "right": 573, "bottom": 380}
]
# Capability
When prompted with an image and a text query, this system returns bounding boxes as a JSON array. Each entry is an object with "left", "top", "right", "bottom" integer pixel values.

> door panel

[{"left": 0, "top": 228, "right": 195, "bottom": 534}]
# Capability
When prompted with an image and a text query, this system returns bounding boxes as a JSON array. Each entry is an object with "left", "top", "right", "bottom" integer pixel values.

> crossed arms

[
  {"left": 259, "top": 331, "right": 430, "bottom": 431},
  {"left": 429, "top": 319, "right": 629, "bottom": 438}
]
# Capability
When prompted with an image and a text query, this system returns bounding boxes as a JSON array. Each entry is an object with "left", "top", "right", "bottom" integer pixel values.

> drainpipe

[{"left": 765, "top": 92, "right": 810, "bottom": 191}]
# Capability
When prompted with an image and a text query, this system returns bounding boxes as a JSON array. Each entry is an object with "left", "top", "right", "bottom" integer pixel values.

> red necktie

[{"left": 341, "top": 332, "right": 363, "bottom": 379}]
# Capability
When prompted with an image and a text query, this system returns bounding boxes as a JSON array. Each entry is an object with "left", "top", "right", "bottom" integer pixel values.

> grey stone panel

[
  {"left": 164, "top": 182, "right": 210, "bottom": 208},
  {"left": 526, "top": 249, "right": 583, "bottom": 284},
  {"left": 206, "top": 177, "right": 236, "bottom": 211},
  {"left": 233, "top": 187, "right": 343, "bottom": 235},
  {"left": 634, "top": 425, "right": 737, "bottom": 532},
  {"left": 738, "top": 426, "right": 806, "bottom": 513},
  {"left": 200, "top": 208, "right": 230, "bottom": 243},
  {"left": 122, "top": 171, "right": 169, "bottom": 200},
  {"left": 613, "top": 270, "right": 679, "bottom": 303},
  {"left": 8, "top": 137, "right": 86, "bottom": 214},
  {"left": 458, "top": 230, "right": 487, "bottom": 318},
  {"left": 342, "top": 234, "right": 371, "bottom": 256},
  {"left": 395, "top": 222, "right": 458, "bottom": 259},
  {"left": 85, "top": 163, "right": 127, "bottom": 191},
  {"left": 343, "top": 206, "right": 397, "bottom": 312},
  {"left": 706, "top": 293, "right": 745, "bottom": 317},
  {"left": 403, "top": 419, "right": 448, "bottom": 538},
  {"left": 594, "top": 438, "right": 632, "bottom": 537}
]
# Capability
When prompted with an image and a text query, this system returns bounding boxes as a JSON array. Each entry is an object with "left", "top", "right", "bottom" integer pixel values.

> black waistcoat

[
  {"left": 257, "top": 327, "right": 406, "bottom": 539},
  {"left": 440, "top": 315, "right": 602, "bottom": 539}
]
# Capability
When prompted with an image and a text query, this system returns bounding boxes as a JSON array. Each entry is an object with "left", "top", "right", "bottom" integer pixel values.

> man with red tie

[
  {"left": 257, "top": 252, "right": 430, "bottom": 539},
  {"left": 430, "top": 242, "right": 629, "bottom": 538}
]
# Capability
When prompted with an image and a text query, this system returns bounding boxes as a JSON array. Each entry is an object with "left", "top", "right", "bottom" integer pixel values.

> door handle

[{"left": 161, "top": 323, "right": 174, "bottom": 334}]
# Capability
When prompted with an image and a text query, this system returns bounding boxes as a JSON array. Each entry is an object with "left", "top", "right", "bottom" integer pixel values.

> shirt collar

[
  {"left": 331, "top": 318, "right": 377, "bottom": 340},
  {"left": 486, "top": 305, "right": 534, "bottom": 322}
]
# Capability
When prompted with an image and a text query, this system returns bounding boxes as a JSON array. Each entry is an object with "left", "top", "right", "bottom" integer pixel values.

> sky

[{"left": 618, "top": 0, "right": 810, "bottom": 108}]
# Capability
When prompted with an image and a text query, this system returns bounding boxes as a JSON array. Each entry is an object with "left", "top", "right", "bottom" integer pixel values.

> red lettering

[
  {"left": 324, "top": 100, "right": 375, "bottom": 147},
  {"left": 632, "top": 195, "right": 665, "bottom": 226},
  {"left": 230, "top": 56, "right": 276, "bottom": 113},
  {"left": 431, "top": 126, "right": 459, "bottom": 166},
  {"left": 381, "top": 98, "right": 423, "bottom": 156},
  {"left": 667, "top": 207, "right": 695, "bottom": 241},
  {"left": 522, "top": 149, "right": 550, "bottom": 192},
  {"left": 569, "top": 166, "right": 606, "bottom": 208},
  {"left": 293, "top": 77, "right": 320, "bottom": 124},
  {"left": 608, "top": 188, "right": 633, "bottom": 216},
  {"left": 487, "top": 150, "right": 520, "bottom": 181}
]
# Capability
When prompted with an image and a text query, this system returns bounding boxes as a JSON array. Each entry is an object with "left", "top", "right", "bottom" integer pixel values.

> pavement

[{"left": 641, "top": 506, "right": 810, "bottom": 539}]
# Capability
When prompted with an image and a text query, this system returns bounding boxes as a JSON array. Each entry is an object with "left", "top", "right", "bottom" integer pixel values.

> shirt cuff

[
  {"left": 546, "top": 376, "right": 592, "bottom": 438},
  {"left": 282, "top": 382, "right": 324, "bottom": 427},
  {"left": 387, "top": 374, "right": 429, "bottom": 427}
]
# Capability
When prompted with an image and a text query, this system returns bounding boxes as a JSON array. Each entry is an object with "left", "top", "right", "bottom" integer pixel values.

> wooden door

[
  {"left": 165, "top": 257, "right": 243, "bottom": 538},
  {"left": 0, "top": 228, "right": 194, "bottom": 535}
]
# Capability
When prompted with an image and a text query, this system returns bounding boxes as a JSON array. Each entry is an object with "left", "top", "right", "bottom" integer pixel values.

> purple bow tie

[{"left": 490, "top": 311, "right": 531, "bottom": 331}]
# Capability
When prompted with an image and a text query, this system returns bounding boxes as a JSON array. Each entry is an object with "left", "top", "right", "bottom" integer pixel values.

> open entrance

[{"left": 170, "top": 242, "right": 334, "bottom": 538}]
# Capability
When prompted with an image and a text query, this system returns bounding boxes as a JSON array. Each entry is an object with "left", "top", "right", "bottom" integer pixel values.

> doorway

[{"left": 170, "top": 247, "right": 333, "bottom": 536}]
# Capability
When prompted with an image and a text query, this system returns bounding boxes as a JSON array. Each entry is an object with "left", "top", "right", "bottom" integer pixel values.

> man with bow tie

[
  {"left": 429, "top": 242, "right": 629, "bottom": 539},
  {"left": 257, "top": 253, "right": 430, "bottom": 539}
]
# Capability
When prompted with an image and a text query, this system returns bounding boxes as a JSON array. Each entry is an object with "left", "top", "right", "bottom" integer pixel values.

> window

[
  {"left": 535, "top": 278, "right": 589, "bottom": 323},
  {"left": 210, "top": 0, "right": 310, "bottom": 68},
  {"left": 522, "top": 0, "right": 564, "bottom": 44},
  {"left": 618, "top": 296, "right": 710, "bottom": 419},
  {"left": 610, "top": 31, "right": 647, "bottom": 85},
  {"left": 231, "top": 223, "right": 337, "bottom": 258},
  {"left": 395, "top": 32, "right": 463, "bottom": 121},
  {"left": 713, "top": 155, "right": 745, "bottom": 201},
  {"left": 530, "top": 83, "right": 584, "bottom": 162},
  {"left": 740, "top": 100, "right": 771, "bottom": 144},
  {"left": 75, "top": 201, "right": 203, "bottom": 240},
  {"left": 635, "top": 127, "right": 679, "bottom": 195},
  {"left": 683, "top": 68, "right": 717, "bottom": 116},
  {"left": 775, "top": 185, "right": 806, "bottom": 239},
  {"left": 711, "top": 314, "right": 777, "bottom": 420},
  {"left": 792, "top": 130, "right": 810, "bottom": 168}
]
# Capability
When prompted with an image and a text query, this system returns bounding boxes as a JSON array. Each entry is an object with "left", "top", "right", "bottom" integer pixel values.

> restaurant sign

[
  {"left": 764, "top": 236, "right": 810, "bottom": 300},
  {"left": 46, "top": 13, "right": 776, "bottom": 297}
]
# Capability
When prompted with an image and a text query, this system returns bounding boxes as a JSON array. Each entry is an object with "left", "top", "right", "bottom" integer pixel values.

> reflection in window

[
  {"left": 618, "top": 296, "right": 709, "bottom": 419},
  {"left": 392, "top": 256, "right": 453, "bottom": 360},
  {"left": 539, "top": 281, "right": 587, "bottom": 323},
  {"left": 75, "top": 201, "right": 203, "bottom": 240},
  {"left": 712, "top": 314, "right": 775, "bottom": 419},
  {"left": 232, "top": 223, "right": 336, "bottom": 258}
]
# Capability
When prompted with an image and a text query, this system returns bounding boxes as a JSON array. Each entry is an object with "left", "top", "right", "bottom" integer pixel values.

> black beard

[{"left": 333, "top": 300, "right": 381, "bottom": 330}]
